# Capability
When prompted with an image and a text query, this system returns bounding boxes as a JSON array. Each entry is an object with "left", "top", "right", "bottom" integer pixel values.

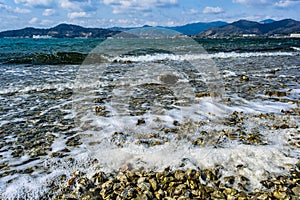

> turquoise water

[
  {"left": 0, "top": 38, "right": 299, "bottom": 64},
  {"left": 0, "top": 38, "right": 104, "bottom": 64}
]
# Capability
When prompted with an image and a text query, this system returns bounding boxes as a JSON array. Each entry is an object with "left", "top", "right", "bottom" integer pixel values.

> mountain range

[
  {"left": 0, "top": 24, "right": 118, "bottom": 38},
  {"left": 0, "top": 19, "right": 299, "bottom": 38},
  {"left": 199, "top": 19, "right": 300, "bottom": 37}
]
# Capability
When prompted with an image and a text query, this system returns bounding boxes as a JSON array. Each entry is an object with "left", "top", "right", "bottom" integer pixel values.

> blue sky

[{"left": 0, "top": 0, "right": 299, "bottom": 31}]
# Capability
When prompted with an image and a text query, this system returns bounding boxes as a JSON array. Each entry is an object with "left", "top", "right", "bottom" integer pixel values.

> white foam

[
  {"left": 0, "top": 82, "right": 74, "bottom": 95},
  {"left": 223, "top": 70, "right": 237, "bottom": 77},
  {"left": 0, "top": 153, "right": 95, "bottom": 200},
  {"left": 224, "top": 97, "right": 297, "bottom": 113},
  {"left": 291, "top": 46, "right": 300, "bottom": 51},
  {"left": 81, "top": 124, "right": 298, "bottom": 190},
  {"left": 71, "top": 90, "right": 300, "bottom": 189},
  {"left": 113, "top": 51, "right": 297, "bottom": 62}
]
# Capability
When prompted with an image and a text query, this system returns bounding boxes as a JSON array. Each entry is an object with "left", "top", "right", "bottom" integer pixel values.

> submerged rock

[{"left": 158, "top": 74, "right": 179, "bottom": 85}]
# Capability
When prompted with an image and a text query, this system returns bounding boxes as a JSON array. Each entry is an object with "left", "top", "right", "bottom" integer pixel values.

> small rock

[
  {"left": 273, "top": 190, "right": 286, "bottom": 199},
  {"left": 137, "top": 177, "right": 147, "bottom": 184},
  {"left": 195, "top": 93, "right": 210, "bottom": 98},
  {"left": 211, "top": 190, "right": 225, "bottom": 199},
  {"left": 137, "top": 182, "right": 151, "bottom": 191},
  {"left": 137, "top": 118, "right": 146, "bottom": 126},
  {"left": 292, "top": 186, "right": 300, "bottom": 196},
  {"left": 174, "top": 170, "right": 186, "bottom": 181},
  {"left": 241, "top": 75, "right": 249, "bottom": 81},
  {"left": 257, "top": 193, "right": 269, "bottom": 200},
  {"left": 158, "top": 74, "right": 178, "bottom": 85},
  {"left": 149, "top": 178, "right": 158, "bottom": 191},
  {"left": 223, "top": 188, "right": 237, "bottom": 196},
  {"left": 174, "top": 184, "right": 186, "bottom": 195}
]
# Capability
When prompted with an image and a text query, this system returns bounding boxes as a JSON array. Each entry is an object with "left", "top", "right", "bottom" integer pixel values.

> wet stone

[
  {"left": 158, "top": 74, "right": 179, "bottom": 85},
  {"left": 291, "top": 186, "right": 300, "bottom": 196},
  {"left": 136, "top": 118, "right": 146, "bottom": 126}
]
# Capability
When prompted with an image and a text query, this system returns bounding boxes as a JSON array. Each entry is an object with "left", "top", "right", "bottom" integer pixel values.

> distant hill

[
  {"left": 107, "top": 27, "right": 132, "bottom": 32},
  {"left": 0, "top": 24, "right": 119, "bottom": 38},
  {"left": 198, "top": 19, "right": 300, "bottom": 37},
  {"left": 0, "top": 21, "right": 229, "bottom": 38},
  {"left": 108, "top": 21, "right": 228, "bottom": 35},
  {"left": 1, "top": 19, "right": 300, "bottom": 38},
  {"left": 164, "top": 21, "right": 228, "bottom": 35},
  {"left": 260, "top": 19, "right": 276, "bottom": 24}
]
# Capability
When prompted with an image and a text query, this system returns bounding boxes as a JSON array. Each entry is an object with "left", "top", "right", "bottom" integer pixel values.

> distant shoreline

[{"left": 0, "top": 19, "right": 299, "bottom": 39}]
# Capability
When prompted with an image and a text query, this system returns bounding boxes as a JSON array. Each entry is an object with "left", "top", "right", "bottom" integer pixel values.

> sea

[{"left": 0, "top": 28, "right": 299, "bottom": 199}]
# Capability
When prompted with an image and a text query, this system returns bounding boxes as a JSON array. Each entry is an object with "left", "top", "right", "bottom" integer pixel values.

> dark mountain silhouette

[
  {"left": 165, "top": 21, "right": 228, "bottom": 35},
  {"left": 108, "top": 21, "right": 228, "bottom": 35},
  {"left": 260, "top": 19, "right": 276, "bottom": 24},
  {"left": 0, "top": 24, "right": 119, "bottom": 38},
  {"left": 0, "top": 22, "right": 229, "bottom": 38},
  {"left": 1, "top": 19, "right": 299, "bottom": 38},
  {"left": 199, "top": 19, "right": 300, "bottom": 37}
]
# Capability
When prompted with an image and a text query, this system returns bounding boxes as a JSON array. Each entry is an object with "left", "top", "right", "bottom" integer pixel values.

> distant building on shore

[
  {"left": 242, "top": 34, "right": 257, "bottom": 37},
  {"left": 290, "top": 33, "right": 300, "bottom": 38},
  {"left": 32, "top": 35, "right": 52, "bottom": 39}
]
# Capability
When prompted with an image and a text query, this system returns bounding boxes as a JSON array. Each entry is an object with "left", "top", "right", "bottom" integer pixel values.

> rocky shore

[
  {"left": 54, "top": 161, "right": 300, "bottom": 199},
  {"left": 51, "top": 109, "right": 300, "bottom": 200},
  {"left": 1, "top": 47, "right": 299, "bottom": 199}
]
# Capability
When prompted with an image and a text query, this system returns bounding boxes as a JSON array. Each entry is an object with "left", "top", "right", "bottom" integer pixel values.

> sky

[{"left": 0, "top": 0, "right": 300, "bottom": 31}]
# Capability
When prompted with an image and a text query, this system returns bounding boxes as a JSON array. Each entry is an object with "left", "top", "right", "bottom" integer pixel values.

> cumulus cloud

[
  {"left": 60, "top": 0, "right": 80, "bottom": 9},
  {"left": 14, "top": 7, "right": 31, "bottom": 13},
  {"left": 232, "top": 0, "right": 270, "bottom": 5},
  {"left": 102, "top": 0, "right": 178, "bottom": 14},
  {"left": 0, "top": 3, "right": 31, "bottom": 13},
  {"left": 43, "top": 8, "right": 55, "bottom": 16},
  {"left": 59, "top": 0, "right": 95, "bottom": 11},
  {"left": 233, "top": 0, "right": 299, "bottom": 7},
  {"left": 189, "top": 9, "right": 199, "bottom": 14},
  {"left": 274, "top": 0, "right": 300, "bottom": 7},
  {"left": 67, "top": 11, "right": 91, "bottom": 19},
  {"left": 203, "top": 6, "right": 224, "bottom": 14},
  {"left": 29, "top": 17, "right": 38, "bottom": 24},
  {"left": 14, "top": 0, "right": 55, "bottom": 8}
]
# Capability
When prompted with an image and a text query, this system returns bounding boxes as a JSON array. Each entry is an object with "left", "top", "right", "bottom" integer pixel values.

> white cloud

[
  {"left": 0, "top": 3, "right": 31, "bottom": 13},
  {"left": 60, "top": 0, "right": 79, "bottom": 9},
  {"left": 233, "top": 0, "right": 299, "bottom": 8},
  {"left": 0, "top": 3, "right": 11, "bottom": 11},
  {"left": 232, "top": 0, "right": 272, "bottom": 6},
  {"left": 59, "top": 0, "right": 94, "bottom": 11},
  {"left": 203, "top": 6, "right": 224, "bottom": 14},
  {"left": 233, "top": 0, "right": 269, "bottom": 4},
  {"left": 102, "top": 0, "right": 178, "bottom": 14},
  {"left": 67, "top": 11, "right": 90, "bottom": 19},
  {"left": 189, "top": 9, "right": 199, "bottom": 14},
  {"left": 29, "top": 17, "right": 38, "bottom": 24},
  {"left": 14, "top": 0, "right": 54, "bottom": 8},
  {"left": 274, "top": 0, "right": 300, "bottom": 7},
  {"left": 43, "top": 8, "right": 55, "bottom": 16},
  {"left": 14, "top": 7, "right": 31, "bottom": 13}
]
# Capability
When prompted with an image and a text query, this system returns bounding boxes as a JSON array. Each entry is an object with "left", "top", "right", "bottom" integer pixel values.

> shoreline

[{"left": 54, "top": 161, "right": 300, "bottom": 199}]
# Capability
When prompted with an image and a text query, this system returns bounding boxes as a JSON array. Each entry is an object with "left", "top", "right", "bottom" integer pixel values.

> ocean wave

[
  {"left": 291, "top": 46, "right": 300, "bottom": 51},
  {"left": 1, "top": 50, "right": 297, "bottom": 65},
  {"left": 1, "top": 52, "right": 87, "bottom": 65},
  {"left": 114, "top": 51, "right": 296, "bottom": 62}
]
